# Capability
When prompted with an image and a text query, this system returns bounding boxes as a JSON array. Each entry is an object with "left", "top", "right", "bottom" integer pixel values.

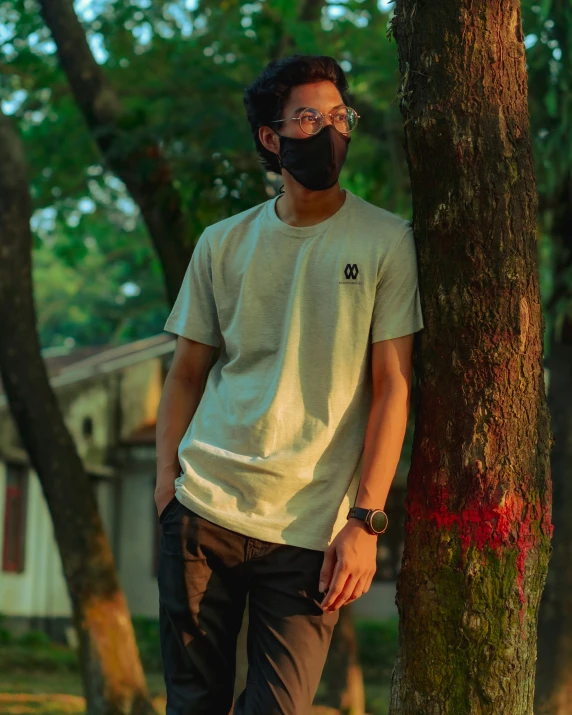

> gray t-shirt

[{"left": 163, "top": 189, "right": 424, "bottom": 550}]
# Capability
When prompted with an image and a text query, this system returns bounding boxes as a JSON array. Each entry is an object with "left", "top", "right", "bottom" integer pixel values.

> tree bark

[
  {"left": 389, "top": 1, "right": 553, "bottom": 712},
  {"left": 37, "top": 0, "right": 191, "bottom": 306},
  {"left": 0, "top": 110, "right": 155, "bottom": 715}
]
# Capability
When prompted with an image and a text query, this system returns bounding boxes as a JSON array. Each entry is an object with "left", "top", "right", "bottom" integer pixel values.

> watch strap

[{"left": 347, "top": 506, "right": 370, "bottom": 522}]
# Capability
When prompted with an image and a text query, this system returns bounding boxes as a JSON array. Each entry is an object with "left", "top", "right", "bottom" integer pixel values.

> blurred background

[{"left": 0, "top": 0, "right": 569, "bottom": 713}]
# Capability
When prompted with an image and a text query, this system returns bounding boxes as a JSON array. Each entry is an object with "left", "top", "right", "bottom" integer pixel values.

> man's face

[
  {"left": 259, "top": 80, "right": 345, "bottom": 156},
  {"left": 277, "top": 80, "right": 346, "bottom": 139}
]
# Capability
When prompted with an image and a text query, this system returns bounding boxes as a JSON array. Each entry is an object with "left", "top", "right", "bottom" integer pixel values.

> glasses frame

[{"left": 271, "top": 104, "right": 360, "bottom": 136}]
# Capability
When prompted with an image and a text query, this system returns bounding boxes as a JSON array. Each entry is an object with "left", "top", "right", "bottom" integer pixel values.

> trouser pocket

[
  {"left": 158, "top": 508, "right": 247, "bottom": 715},
  {"left": 159, "top": 495, "right": 178, "bottom": 524}
]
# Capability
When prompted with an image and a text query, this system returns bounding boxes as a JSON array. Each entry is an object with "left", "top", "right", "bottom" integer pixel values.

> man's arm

[
  {"left": 319, "top": 333, "right": 414, "bottom": 612},
  {"left": 155, "top": 336, "right": 216, "bottom": 516},
  {"left": 353, "top": 333, "right": 413, "bottom": 511}
]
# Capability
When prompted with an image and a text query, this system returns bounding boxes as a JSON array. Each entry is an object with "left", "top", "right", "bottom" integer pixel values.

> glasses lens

[
  {"left": 333, "top": 106, "right": 358, "bottom": 133},
  {"left": 299, "top": 108, "right": 323, "bottom": 135}
]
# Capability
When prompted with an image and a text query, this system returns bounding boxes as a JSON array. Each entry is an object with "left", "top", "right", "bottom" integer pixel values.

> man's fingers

[
  {"left": 364, "top": 572, "right": 375, "bottom": 595},
  {"left": 320, "top": 560, "right": 343, "bottom": 608},
  {"left": 345, "top": 573, "right": 370, "bottom": 605},
  {"left": 319, "top": 547, "right": 336, "bottom": 593},
  {"left": 320, "top": 561, "right": 349, "bottom": 610},
  {"left": 324, "top": 573, "right": 360, "bottom": 611}
]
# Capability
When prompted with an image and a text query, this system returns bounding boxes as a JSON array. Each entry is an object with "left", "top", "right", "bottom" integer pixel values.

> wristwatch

[{"left": 347, "top": 506, "right": 388, "bottom": 535}]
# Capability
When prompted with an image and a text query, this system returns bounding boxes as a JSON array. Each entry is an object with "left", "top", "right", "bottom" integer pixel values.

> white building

[{"left": 0, "top": 333, "right": 403, "bottom": 642}]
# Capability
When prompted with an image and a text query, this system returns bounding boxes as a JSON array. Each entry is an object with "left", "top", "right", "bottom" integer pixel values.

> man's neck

[{"left": 275, "top": 181, "right": 346, "bottom": 228}]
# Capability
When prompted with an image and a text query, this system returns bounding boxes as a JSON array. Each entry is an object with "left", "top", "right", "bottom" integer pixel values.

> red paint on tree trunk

[{"left": 407, "top": 474, "right": 553, "bottom": 629}]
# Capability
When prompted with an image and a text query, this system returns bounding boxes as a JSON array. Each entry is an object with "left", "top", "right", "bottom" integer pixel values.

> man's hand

[
  {"left": 155, "top": 488, "right": 176, "bottom": 519},
  {"left": 319, "top": 519, "right": 378, "bottom": 613}
]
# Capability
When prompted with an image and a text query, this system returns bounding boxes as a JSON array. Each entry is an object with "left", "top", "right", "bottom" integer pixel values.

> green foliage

[
  {"left": 355, "top": 617, "right": 399, "bottom": 682},
  {"left": 0, "top": 616, "right": 161, "bottom": 673},
  {"left": 0, "top": 612, "right": 13, "bottom": 645},
  {"left": 0, "top": 613, "right": 400, "bottom": 704},
  {"left": 0, "top": 0, "right": 408, "bottom": 349},
  {"left": 131, "top": 616, "right": 163, "bottom": 671},
  {"left": 0, "top": 0, "right": 570, "bottom": 348},
  {"left": 17, "top": 630, "right": 52, "bottom": 648},
  {"left": 0, "top": 615, "right": 76, "bottom": 668},
  {"left": 522, "top": 0, "right": 569, "bottom": 199},
  {"left": 0, "top": 642, "right": 78, "bottom": 673}
]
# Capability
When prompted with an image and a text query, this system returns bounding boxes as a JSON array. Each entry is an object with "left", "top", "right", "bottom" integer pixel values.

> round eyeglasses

[{"left": 271, "top": 105, "right": 360, "bottom": 136}]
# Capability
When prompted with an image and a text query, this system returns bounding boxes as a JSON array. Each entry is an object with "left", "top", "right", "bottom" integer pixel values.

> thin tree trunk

[
  {"left": 316, "top": 605, "right": 366, "bottom": 715},
  {"left": 298, "top": 0, "right": 324, "bottom": 22},
  {"left": 534, "top": 169, "right": 572, "bottom": 714},
  {"left": 534, "top": 325, "right": 572, "bottom": 714},
  {"left": 389, "top": 1, "right": 553, "bottom": 712},
  {"left": 0, "top": 109, "right": 154, "bottom": 715},
  {"left": 37, "top": 0, "right": 190, "bottom": 306}
]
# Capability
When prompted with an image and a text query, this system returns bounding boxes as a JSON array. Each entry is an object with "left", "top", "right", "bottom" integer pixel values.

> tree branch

[
  {"left": 0, "top": 106, "right": 156, "bottom": 715},
  {"left": 298, "top": 0, "right": 324, "bottom": 22},
  {"left": 37, "top": 0, "right": 192, "bottom": 305}
]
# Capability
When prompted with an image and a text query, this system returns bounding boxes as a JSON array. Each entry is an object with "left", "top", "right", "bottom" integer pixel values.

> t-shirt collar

[{"left": 264, "top": 188, "right": 353, "bottom": 238}]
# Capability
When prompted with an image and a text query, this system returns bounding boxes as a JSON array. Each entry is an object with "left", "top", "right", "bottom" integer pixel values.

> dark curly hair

[{"left": 243, "top": 55, "right": 351, "bottom": 175}]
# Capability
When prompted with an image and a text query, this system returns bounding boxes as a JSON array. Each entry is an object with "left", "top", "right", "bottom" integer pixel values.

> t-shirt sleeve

[
  {"left": 371, "top": 221, "right": 424, "bottom": 343},
  {"left": 163, "top": 230, "right": 222, "bottom": 347}
]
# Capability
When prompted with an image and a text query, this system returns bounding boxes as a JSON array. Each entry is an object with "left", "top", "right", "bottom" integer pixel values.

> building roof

[{"left": 0, "top": 333, "right": 176, "bottom": 407}]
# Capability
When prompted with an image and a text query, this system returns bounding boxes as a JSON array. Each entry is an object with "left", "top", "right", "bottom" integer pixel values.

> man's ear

[{"left": 259, "top": 126, "right": 280, "bottom": 157}]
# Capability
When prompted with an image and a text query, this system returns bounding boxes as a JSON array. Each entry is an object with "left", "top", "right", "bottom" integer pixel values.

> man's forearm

[
  {"left": 155, "top": 373, "right": 204, "bottom": 499},
  {"left": 354, "top": 384, "right": 410, "bottom": 511}
]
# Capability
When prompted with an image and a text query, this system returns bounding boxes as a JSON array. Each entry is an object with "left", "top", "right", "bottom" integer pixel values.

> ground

[
  {"left": 0, "top": 670, "right": 390, "bottom": 714},
  {"left": 0, "top": 617, "right": 395, "bottom": 714}
]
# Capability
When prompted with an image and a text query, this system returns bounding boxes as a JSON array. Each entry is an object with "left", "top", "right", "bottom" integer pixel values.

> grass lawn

[
  {"left": 0, "top": 670, "right": 167, "bottom": 714},
  {"left": 0, "top": 617, "right": 396, "bottom": 714},
  {"left": 0, "top": 665, "right": 390, "bottom": 715},
  {"left": 0, "top": 674, "right": 389, "bottom": 715}
]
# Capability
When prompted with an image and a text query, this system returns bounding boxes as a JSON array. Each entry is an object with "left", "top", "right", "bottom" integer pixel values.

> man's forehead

[{"left": 284, "top": 81, "right": 343, "bottom": 109}]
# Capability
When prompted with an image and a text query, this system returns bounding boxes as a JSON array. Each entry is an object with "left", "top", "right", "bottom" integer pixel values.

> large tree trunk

[
  {"left": 0, "top": 110, "right": 154, "bottom": 715},
  {"left": 388, "top": 1, "right": 553, "bottom": 712}
]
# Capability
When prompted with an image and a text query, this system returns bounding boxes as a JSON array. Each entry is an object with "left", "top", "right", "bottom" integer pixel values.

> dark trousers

[{"left": 157, "top": 495, "right": 339, "bottom": 715}]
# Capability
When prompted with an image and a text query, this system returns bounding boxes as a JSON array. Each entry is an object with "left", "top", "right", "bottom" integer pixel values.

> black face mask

[{"left": 277, "top": 124, "right": 351, "bottom": 191}]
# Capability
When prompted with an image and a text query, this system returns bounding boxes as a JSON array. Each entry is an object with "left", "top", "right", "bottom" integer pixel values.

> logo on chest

[{"left": 339, "top": 263, "right": 363, "bottom": 285}]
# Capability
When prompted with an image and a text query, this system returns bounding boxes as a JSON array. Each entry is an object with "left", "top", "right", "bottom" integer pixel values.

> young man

[{"left": 155, "top": 55, "right": 424, "bottom": 715}]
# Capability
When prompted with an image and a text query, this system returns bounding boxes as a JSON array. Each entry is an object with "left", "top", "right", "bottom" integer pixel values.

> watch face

[{"left": 370, "top": 510, "right": 388, "bottom": 533}]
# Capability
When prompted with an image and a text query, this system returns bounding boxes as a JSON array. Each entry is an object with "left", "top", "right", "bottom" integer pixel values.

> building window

[
  {"left": 82, "top": 416, "right": 94, "bottom": 438},
  {"left": 2, "top": 463, "right": 28, "bottom": 573}
]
